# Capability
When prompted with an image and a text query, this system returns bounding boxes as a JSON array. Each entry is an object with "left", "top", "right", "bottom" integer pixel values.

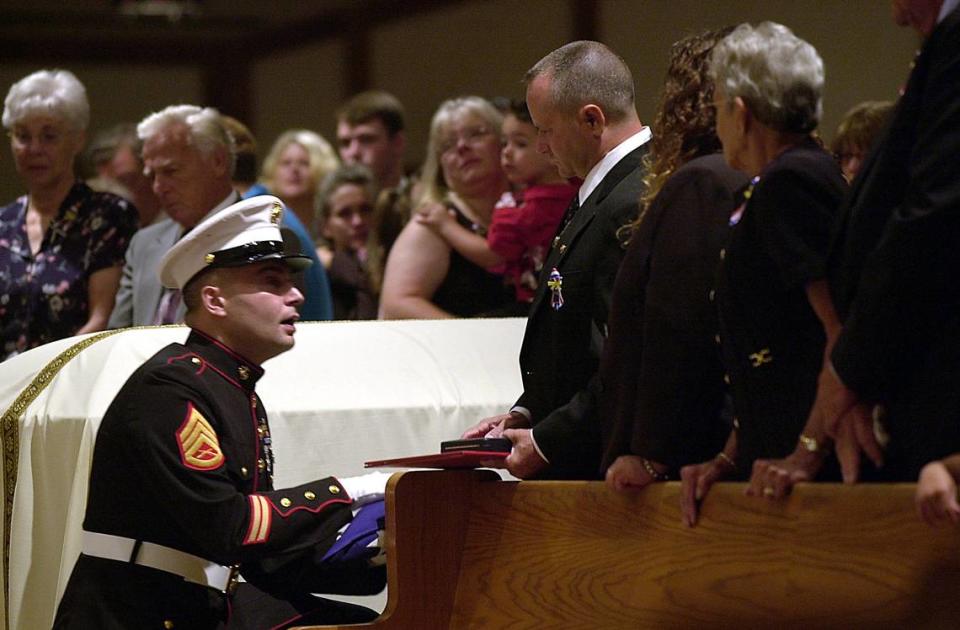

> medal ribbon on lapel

[{"left": 547, "top": 267, "right": 564, "bottom": 311}]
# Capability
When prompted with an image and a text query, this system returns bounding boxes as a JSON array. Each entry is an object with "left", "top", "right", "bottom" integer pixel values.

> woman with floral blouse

[{"left": 0, "top": 69, "right": 137, "bottom": 361}]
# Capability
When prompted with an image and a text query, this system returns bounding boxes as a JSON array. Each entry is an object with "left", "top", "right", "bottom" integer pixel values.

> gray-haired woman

[
  {"left": 0, "top": 69, "right": 137, "bottom": 361},
  {"left": 680, "top": 23, "right": 849, "bottom": 525}
]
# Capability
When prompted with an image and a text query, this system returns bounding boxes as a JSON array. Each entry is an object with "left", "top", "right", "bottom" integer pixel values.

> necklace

[{"left": 729, "top": 176, "right": 760, "bottom": 227}]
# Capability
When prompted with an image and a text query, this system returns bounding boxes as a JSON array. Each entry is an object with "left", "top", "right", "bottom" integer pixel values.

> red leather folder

[{"left": 364, "top": 450, "right": 508, "bottom": 469}]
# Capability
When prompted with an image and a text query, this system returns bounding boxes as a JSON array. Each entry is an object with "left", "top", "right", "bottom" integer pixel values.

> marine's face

[{"left": 217, "top": 261, "right": 304, "bottom": 364}]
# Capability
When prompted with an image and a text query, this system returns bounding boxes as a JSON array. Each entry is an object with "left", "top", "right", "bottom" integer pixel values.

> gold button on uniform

[
  {"left": 329, "top": 485, "right": 341, "bottom": 494},
  {"left": 238, "top": 366, "right": 250, "bottom": 381},
  {"left": 304, "top": 491, "right": 316, "bottom": 500},
  {"left": 190, "top": 357, "right": 201, "bottom": 365},
  {"left": 559, "top": 244, "right": 567, "bottom": 254},
  {"left": 719, "top": 248, "right": 726, "bottom": 260},
  {"left": 708, "top": 289, "right": 715, "bottom": 302},
  {"left": 714, "top": 334, "right": 721, "bottom": 344},
  {"left": 723, "top": 374, "right": 730, "bottom": 384},
  {"left": 240, "top": 466, "right": 248, "bottom": 477},
  {"left": 164, "top": 621, "right": 175, "bottom": 629},
  {"left": 280, "top": 497, "right": 292, "bottom": 508},
  {"left": 257, "top": 459, "right": 266, "bottom": 471}
]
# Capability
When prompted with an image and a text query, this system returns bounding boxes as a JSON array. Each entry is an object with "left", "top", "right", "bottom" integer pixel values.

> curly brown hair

[{"left": 624, "top": 27, "right": 734, "bottom": 239}]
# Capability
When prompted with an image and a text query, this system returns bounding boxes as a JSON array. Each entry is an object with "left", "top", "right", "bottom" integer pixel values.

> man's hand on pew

[
  {"left": 815, "top": 364, "right": 884, "bottom": 482},
  {"left": 498, "top": 428, "right": 548, "bottom": 478},
  {"left": 462, "top": 410, "right": 529, "bottom": 439}
]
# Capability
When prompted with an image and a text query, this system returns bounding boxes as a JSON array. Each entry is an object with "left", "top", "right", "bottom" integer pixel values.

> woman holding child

[
  {"left": 415, "top": 98, "right": 577, "bottom": 312},
  {"left": 379, "top": 96, "right": 515, "bottom": 318}
]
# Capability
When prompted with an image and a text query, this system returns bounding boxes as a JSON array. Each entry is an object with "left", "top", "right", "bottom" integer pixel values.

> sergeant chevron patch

[
  {"left": 177, "top": 403, "right": 225, "bottom": 470},
  {"left": 244, "top": 494, "right": 272, "bottom": 544}
]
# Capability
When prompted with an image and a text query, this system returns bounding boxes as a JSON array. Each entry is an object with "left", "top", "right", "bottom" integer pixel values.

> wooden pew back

[{"left": 308, "top": 470, "right": 960, "bottom": 629}]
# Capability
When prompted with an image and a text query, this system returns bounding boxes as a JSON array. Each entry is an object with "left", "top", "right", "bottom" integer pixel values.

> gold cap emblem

[
  {"left": 204, "top": 253, "right": 215, "bottom": 265},
  {"left": 270, "top": 201, "right": 282, "bottom": 225}
]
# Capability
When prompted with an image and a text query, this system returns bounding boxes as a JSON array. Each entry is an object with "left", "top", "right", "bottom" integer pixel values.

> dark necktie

[{"left": 557, "top": 193, "right": 581, "bottom": 235}]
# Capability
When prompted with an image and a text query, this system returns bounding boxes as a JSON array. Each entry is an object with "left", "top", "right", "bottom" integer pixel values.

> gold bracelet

[
  {"left": 715, "top": 451, "right": 737, "bottom": 470},
  {"left": 641, "top": 457, "right": 669, "bottom": 481}
]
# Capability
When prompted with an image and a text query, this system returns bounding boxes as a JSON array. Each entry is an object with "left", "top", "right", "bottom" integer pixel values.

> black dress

[
  {"left": 715, "top": 139, "right": 847, "bottom": 471},
  {"left": 599, "top": 154, "right": 749, "bottom": 473},
  {"left": 431, "top": 203, "right": 513, "bottom": 317}
]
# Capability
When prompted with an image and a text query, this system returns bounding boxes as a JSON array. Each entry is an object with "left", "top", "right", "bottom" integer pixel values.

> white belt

[{"left": 82, "top": 530, "right": 239, "bottom": 593}]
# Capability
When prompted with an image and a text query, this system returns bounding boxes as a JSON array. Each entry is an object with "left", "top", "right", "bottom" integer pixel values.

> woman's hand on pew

[
  {"left": 916, "top": 460, "right": 960, "bottom": 527},
  {"left": 680, "top": 457, "right": 730, "bottom": 527},
  {"left": 745, "top": 445, "right": 827, "bottom": 500},
  {"left": 605, "top": 455, "right": 666, "bottom": 492}
]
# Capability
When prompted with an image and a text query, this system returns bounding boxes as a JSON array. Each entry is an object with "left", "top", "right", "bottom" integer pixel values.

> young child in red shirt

[{"left": 416, "top": 99, "right": 577, "bottom": 305}]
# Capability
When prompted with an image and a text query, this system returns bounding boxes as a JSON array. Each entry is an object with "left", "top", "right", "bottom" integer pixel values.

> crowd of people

[{"left": 3, "top": 0, "right": 960, "bottom": 625}]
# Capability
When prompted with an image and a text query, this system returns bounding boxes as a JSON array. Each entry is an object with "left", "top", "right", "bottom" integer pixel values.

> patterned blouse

[{"left": 0, "top": 181, "right": 138, "bottom": 361}]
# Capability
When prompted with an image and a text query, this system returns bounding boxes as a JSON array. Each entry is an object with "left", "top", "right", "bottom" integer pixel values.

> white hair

[
  {"left": 137, "top": 104, "right": 236, "bottom": 171},
  {"left": 3, "top": 69, "right": 90, "bottom": 131},
  {"left": 709, "top": 22, "right": 824, "bottom": 134}
]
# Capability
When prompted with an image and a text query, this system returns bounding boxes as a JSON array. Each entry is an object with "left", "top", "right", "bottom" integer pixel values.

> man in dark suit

[
  {"left": 463, "top": 41, "right": 650, "bottom": 479},
  {"left": 815, "top": 0, "right": 960, "bottom": 482}
]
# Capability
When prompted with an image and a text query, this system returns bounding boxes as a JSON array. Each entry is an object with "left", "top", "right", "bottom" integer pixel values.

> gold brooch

[{"left": 748, "top": 348, "right": 773, "bottom": 368}]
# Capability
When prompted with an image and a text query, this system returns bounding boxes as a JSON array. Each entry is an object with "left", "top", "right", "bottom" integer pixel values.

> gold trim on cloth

[{"left": 0, "top": 326, "right": 166, "bottom": 630}]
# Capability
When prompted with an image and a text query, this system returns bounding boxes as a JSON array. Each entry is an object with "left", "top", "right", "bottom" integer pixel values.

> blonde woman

[
  {"left": 261, "top": 129, "right": 339, "bottom": 237},
  {"left": 379, "top": 97, "right": 513, "bottom": 319}
]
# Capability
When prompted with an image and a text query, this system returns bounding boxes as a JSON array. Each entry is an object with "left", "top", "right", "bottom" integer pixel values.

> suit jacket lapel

[
  {"left": 527, "top": 145, "right": 647, "bottom": 317},
  {"left": 142, "top": 220, "right": 181, "bottom": 321}
]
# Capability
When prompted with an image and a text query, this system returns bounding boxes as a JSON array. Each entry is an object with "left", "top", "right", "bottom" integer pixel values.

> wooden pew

[{"left": 304, "top": 470, "right": 960, "bottom": 629}]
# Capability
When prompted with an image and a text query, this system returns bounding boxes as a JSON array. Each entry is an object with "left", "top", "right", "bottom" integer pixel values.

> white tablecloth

[{"left": 0, "top": 318, "right": 524, "bottom": 629}]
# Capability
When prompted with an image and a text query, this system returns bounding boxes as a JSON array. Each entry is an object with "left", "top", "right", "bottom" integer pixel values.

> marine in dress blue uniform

[{"left": 53, "top": 196, "right": 383, "bottom": 629}]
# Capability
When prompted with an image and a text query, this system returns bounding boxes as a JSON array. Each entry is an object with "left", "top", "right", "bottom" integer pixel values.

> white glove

[{"left": 339, "top": 471, "right": 391, "bottom": 506}]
